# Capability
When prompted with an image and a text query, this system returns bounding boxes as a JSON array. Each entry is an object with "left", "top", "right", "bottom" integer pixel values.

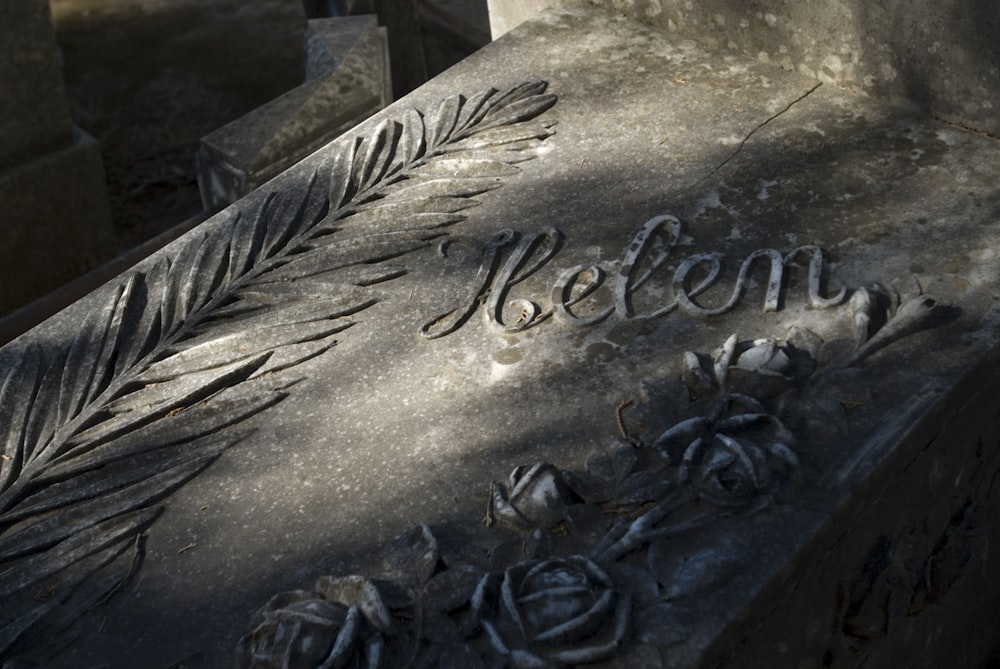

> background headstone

[
  {"left": 0, "top": 0, "right": 74, "bottom": 169},
  {"left": 0, "top": 0, "right": 115, "bottom": 315},
  {"left": 196, "top": 15, "right": 390, "bottom": 212}
]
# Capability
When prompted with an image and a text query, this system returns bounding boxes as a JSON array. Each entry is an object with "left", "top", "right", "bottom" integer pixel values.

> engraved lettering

[
  {"left": 672, "top": 253, "right": 724, "bottom": 317},
  {"left": 419, "top": 229, "right": 516, "bottom": 339},
  {"left": 486, "top": 226, "right": 561, "bottom": 333},
  {"left": 552, "top": 265, "right": 613, "bottom": 326},
  {"left": 420, "top": 213, "right": 846, "bottom": 338},
  {"left": 787, "top": 245, "right": 848, "bottom": 308},
  {"left": 615, "top": 215, "right": 681, "bottom": 319},
  {"left": 677, "top": 249, "right": 785, "bottom": 316}
]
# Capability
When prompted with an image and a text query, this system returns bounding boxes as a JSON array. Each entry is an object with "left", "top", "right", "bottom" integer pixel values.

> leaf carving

[{"left": 0, "top": 80, "right": 557, "bottom": 660}]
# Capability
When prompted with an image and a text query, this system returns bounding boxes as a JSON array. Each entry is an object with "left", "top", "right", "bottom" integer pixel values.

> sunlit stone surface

[{"left": 3, "top": 2, "right": 1000, "bottom": 667}]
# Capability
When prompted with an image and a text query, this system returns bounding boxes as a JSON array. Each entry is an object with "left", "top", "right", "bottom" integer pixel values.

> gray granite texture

[
  {"left": 0, "top": 0, "right": 75, "bottom": 170},
  {"left": 582, "top": 0, "right": 1000, "bottom": 139},
  {"left": 2, "top": 3, "right": 1000, "bottom": 667}
]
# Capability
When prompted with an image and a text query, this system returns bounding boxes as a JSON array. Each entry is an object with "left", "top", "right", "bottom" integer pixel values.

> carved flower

[
  {"left": 683, "top": 332, "right": 819, "bottom": 402},
  {"left": 236, "top": 575, "right": 396, "bottom": 669},
  {"left": 651, "top": 395, "right": 799, "bottom": 507},
  {"left": 473, "top": 555, "right": 630, "bottom": 667},
  {"left": 488, "top": 462, "right": 574, "bottom": 530},
  {"left": 731, "top": 338, "right": 795, "bottom": 376},
  {"left": 236, "top": 591, "right": 358, "bottom": 669}
]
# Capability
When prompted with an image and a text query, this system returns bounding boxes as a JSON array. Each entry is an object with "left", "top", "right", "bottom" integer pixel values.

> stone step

[{"left": 2, "top": 2, "right": 999, "bottom": 667}]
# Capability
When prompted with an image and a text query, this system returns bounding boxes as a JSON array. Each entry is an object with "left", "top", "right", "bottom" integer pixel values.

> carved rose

[
  {"left": 489, "top": 462, "right": 574, "bottom": 530},
  {"left": 652, "top": 396, "right": 799, "bottom": 507},
  {"left": 236, "top": 591, "right": 359, "bottom": 669},
  {"left": 236, "top": 577, "right": 394, "bottom": 669},
  {"left": 731, "top": 338, "right": 794, "bottom": 376},
  {"left": 683, "top": 332, "right": 819, "bottom": 402},
  {"left": 678, "top": 425, "right": 796, "bottom": 506},
  {"left": 473, "top": 555, "right": 630, "bottom": 667}
]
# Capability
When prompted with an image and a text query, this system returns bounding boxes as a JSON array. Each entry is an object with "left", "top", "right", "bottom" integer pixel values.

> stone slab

[
  {"left": 0, "top": 127, "right": 117, "bottom": 315},
  {"left": 3, "top": 3, "right": 1000, "bottom": 668},
  {"left": 196, "top": 15, "right": 390, "bottom": 211},
  {"left": 0, "top": 0, "right": 75, "bottom": 170},
  {"left": 584, "top": 0, "right": 1000, "bottom": 138}
]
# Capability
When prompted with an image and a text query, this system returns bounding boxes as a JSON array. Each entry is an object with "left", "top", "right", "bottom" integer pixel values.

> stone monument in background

[
  {"left": 0, "top": 0, "right": 115, "bottom": 316},
  {"left": 196, "top": 15, "right": 391, "bottom": 212}
]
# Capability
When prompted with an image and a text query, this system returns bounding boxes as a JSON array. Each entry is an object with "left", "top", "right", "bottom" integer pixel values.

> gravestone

[
  {"left": 196, "top": 15, "right": 390, "bottom": 212},
  {"left": 2, "top": 2, "right": 1000, "bottom": 668},
  {"left": 0, "top": 0, "right": 115, "bottom": 315}
]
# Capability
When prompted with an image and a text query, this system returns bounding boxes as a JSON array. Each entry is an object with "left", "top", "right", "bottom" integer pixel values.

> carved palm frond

[{"left": 0, "top": 81, "right": 556, "bottom": 658}]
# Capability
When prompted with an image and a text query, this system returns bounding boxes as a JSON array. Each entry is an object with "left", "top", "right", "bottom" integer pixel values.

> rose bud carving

[{"left": 489, "top": 462, "right": 574, "bottom": 530}]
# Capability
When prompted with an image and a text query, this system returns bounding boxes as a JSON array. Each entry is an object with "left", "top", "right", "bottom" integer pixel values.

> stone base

[
  {"left": 196, "top": 15, "right": 390, "bottom": 212},
  {"left": 717, "top": 351, "right": 1000, "bottom": 668},
  {"left": 0, "top": 128, "right": 115, "bottom": 315}
]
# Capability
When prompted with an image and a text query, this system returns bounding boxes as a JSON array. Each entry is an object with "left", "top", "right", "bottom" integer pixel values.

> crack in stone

[
  {"left": 932, "top": 115, "right": 1000, "bottom": 142},
  {"left": 686, "top": 81, "right": 823, "bottom": 193}
]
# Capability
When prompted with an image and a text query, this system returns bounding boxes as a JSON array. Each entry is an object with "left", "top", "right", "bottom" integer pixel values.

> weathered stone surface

[
  {"left": 487, "top": 0, "right": 558, "bottom": 37},
  {"left": 0, "top": 128, "right": 116, "bottom": 314},
  {"left": 196, "top": 15, "right": 390, "bottom": 211},
  {"left": 304, "top": 14, "right": 381, "bottom": 82},
  {"left": 583, "top": 0, "right": 1000, "bottom": 138},
  {"left": 2, "top": 3, "right": 1000, "bottom": 668},
  {"left": 0, "top": 0, "right": 74, "bottom": 170}
]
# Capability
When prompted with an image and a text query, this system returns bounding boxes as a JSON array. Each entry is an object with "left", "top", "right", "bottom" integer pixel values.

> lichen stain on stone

[
  {"left": 493, "top": 347, "right": 524, "bottom": 365},
  {"left": 942, "top": 260, "right": 964, "bottom": 275},
  {"left": 585, "top": 341, "right": 619, "bottom": 363},
  {"left": 606, "top": 320, "right": 658, "bottom": 347}
]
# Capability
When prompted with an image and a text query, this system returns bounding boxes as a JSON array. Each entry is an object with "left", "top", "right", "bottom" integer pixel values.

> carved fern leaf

[{"left": 0, "top": 80, "right": 556, "bottom": 659}]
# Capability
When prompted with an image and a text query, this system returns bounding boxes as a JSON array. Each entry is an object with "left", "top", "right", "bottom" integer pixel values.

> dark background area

[{"left": 50, "top": 0, "right": 489, "bottom": 253}]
